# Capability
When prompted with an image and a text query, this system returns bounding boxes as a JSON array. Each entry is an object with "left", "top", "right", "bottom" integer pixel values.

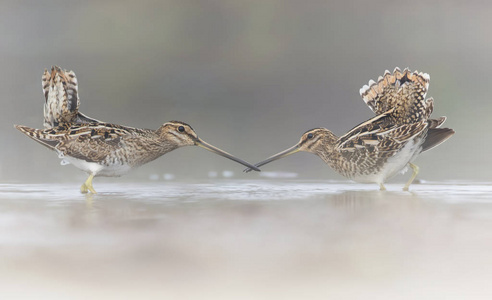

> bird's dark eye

[
  {"left": 307, "top": 133, "right": 314, "bottom": 139},
  {"left": 178, "top": 126, "right": 185, "bottom": 132}
]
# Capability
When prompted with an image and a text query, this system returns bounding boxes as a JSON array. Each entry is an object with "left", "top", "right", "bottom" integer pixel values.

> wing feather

[
  {"left": 336, "top": 111, "right": 428, "bottom": 155},
  {"left": 15, "top": 123, "right": 150, "bottom": 163},
  {"left": 42, "top": 66, "right": 101, "bottom": 129}
]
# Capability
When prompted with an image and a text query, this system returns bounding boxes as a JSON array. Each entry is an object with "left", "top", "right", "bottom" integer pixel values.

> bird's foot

[
  {"left": 80, "top": 174, "right": 97, "bottom": 194},
  {"left": 403, "top": 163, "right": 419, "bottom": 191},
  {"left": 80, "top": 183, "right": 88, "bottom": 194}
]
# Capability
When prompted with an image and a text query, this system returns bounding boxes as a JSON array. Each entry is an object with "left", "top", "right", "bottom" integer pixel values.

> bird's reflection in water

[
  {"left": 85, "top": 193, "right": 94, "bottom": 210},
  {"left": 318, "top": 190, "right": 421, "bottom": 211}
]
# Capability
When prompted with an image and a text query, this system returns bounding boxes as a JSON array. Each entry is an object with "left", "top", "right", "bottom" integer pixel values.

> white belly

[
  {"left": 61, "top": 156, "right": 132, "bottom": 177},
  {"left": 352, "top": 140, "right": 420, "bottom": 184}
]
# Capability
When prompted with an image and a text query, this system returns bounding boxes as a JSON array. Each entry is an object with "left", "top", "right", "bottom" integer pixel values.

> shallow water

[{"left": 1, "top": 180, "right": 492, "bottom": 299}]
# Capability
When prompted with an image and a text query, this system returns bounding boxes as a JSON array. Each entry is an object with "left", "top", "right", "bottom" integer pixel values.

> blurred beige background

[{"left": 1, "top": 0, "right": 487, "bottom": 183}]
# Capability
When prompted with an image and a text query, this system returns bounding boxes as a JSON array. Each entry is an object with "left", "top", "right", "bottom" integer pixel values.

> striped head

[
  {"left": 156, "top": 121, "right": 260, "bottom": 171},
  {"left": 296, "top": 128, "right": 338, "bottom": 155},
  {"left": 245, "top": 128, "right": 338, "bottom": 171},
  {"left": 156, "top": 121, "right": 198, "bottom": 147}
]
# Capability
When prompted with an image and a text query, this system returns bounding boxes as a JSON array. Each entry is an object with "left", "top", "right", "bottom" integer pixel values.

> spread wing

[
  {"left": 354, "top": 67, "right": 454, "bottom": 162},
  {"left": 359, "top": 67, "right": 433, "bottom": 124},
  {"left": 42, "top": 66, "right": 100, "bottom": 129}
]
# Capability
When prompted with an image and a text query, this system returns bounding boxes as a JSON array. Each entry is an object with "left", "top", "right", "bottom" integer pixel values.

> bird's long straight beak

[
  {"left": 195, "top": 138, "right": 261, "bottom": 172},
  {"left": 244, "top": 143, "right": 301, "bottom": 173}
]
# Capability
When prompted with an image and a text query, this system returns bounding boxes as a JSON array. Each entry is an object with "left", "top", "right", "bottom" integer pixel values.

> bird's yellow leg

[
  {"left": 379, "top": 183, "right": 386, "bottom": 191},
  {"left": 80, "top": 174, "right": 97, "bottom": 194},
  {"left": 403, "top": 163, "right": 419, "bottom": 191}
]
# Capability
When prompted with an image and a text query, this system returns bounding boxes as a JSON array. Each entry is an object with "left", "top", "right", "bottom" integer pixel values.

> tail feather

[
  {"left": 422, "top": 127, "right": 455, "bottom": 152},
  {"left": 14, "top": 124, "right": 59, "bottom": 150},
  {"left": 427, "top": 116, "right": 446, "bottom": 129}
]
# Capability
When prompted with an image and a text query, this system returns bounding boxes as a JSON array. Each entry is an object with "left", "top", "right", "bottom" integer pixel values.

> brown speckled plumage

[
  {"left": 42, "top": 66, "right": 99, "bottom": 129},
  {"left": 248, "top": 68, "right": 455, "bottom": 190},
  {"left": 15, "top": 121, "right": 196, "bottom": 169},
  {"left": 16, "top": 119, "right": 259, "bottom": 194},
  {"left": 16, "top": 67, "right": 260, "bottom": 194}
]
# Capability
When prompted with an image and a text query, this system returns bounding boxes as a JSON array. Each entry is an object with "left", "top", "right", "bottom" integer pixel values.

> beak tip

[{"left": 243, "top": 166, "right": 260, "bottom": 173}]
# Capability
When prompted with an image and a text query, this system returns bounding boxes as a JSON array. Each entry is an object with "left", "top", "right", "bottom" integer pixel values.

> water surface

[{"left": 1, "top": 181, "right": 491, "bottom": 299}]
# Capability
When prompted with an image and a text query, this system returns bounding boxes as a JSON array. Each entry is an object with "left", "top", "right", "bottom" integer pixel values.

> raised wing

[
  {"left": 359, "top": 67, "right": 433, "bottom": 124},
  {"left": 43, "top": 66, "right": 79, "bottom": 128},
  {"left": 42, "top": 66, "right": 100, "bottom": 129}
]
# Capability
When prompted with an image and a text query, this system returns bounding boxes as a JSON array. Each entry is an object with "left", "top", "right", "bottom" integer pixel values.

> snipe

[
  {"left": 246, "top": 68, "right": 454, "bottom": 191},
  {"left": 16, "top": 67, "right": 260, "bottom": 193}
]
